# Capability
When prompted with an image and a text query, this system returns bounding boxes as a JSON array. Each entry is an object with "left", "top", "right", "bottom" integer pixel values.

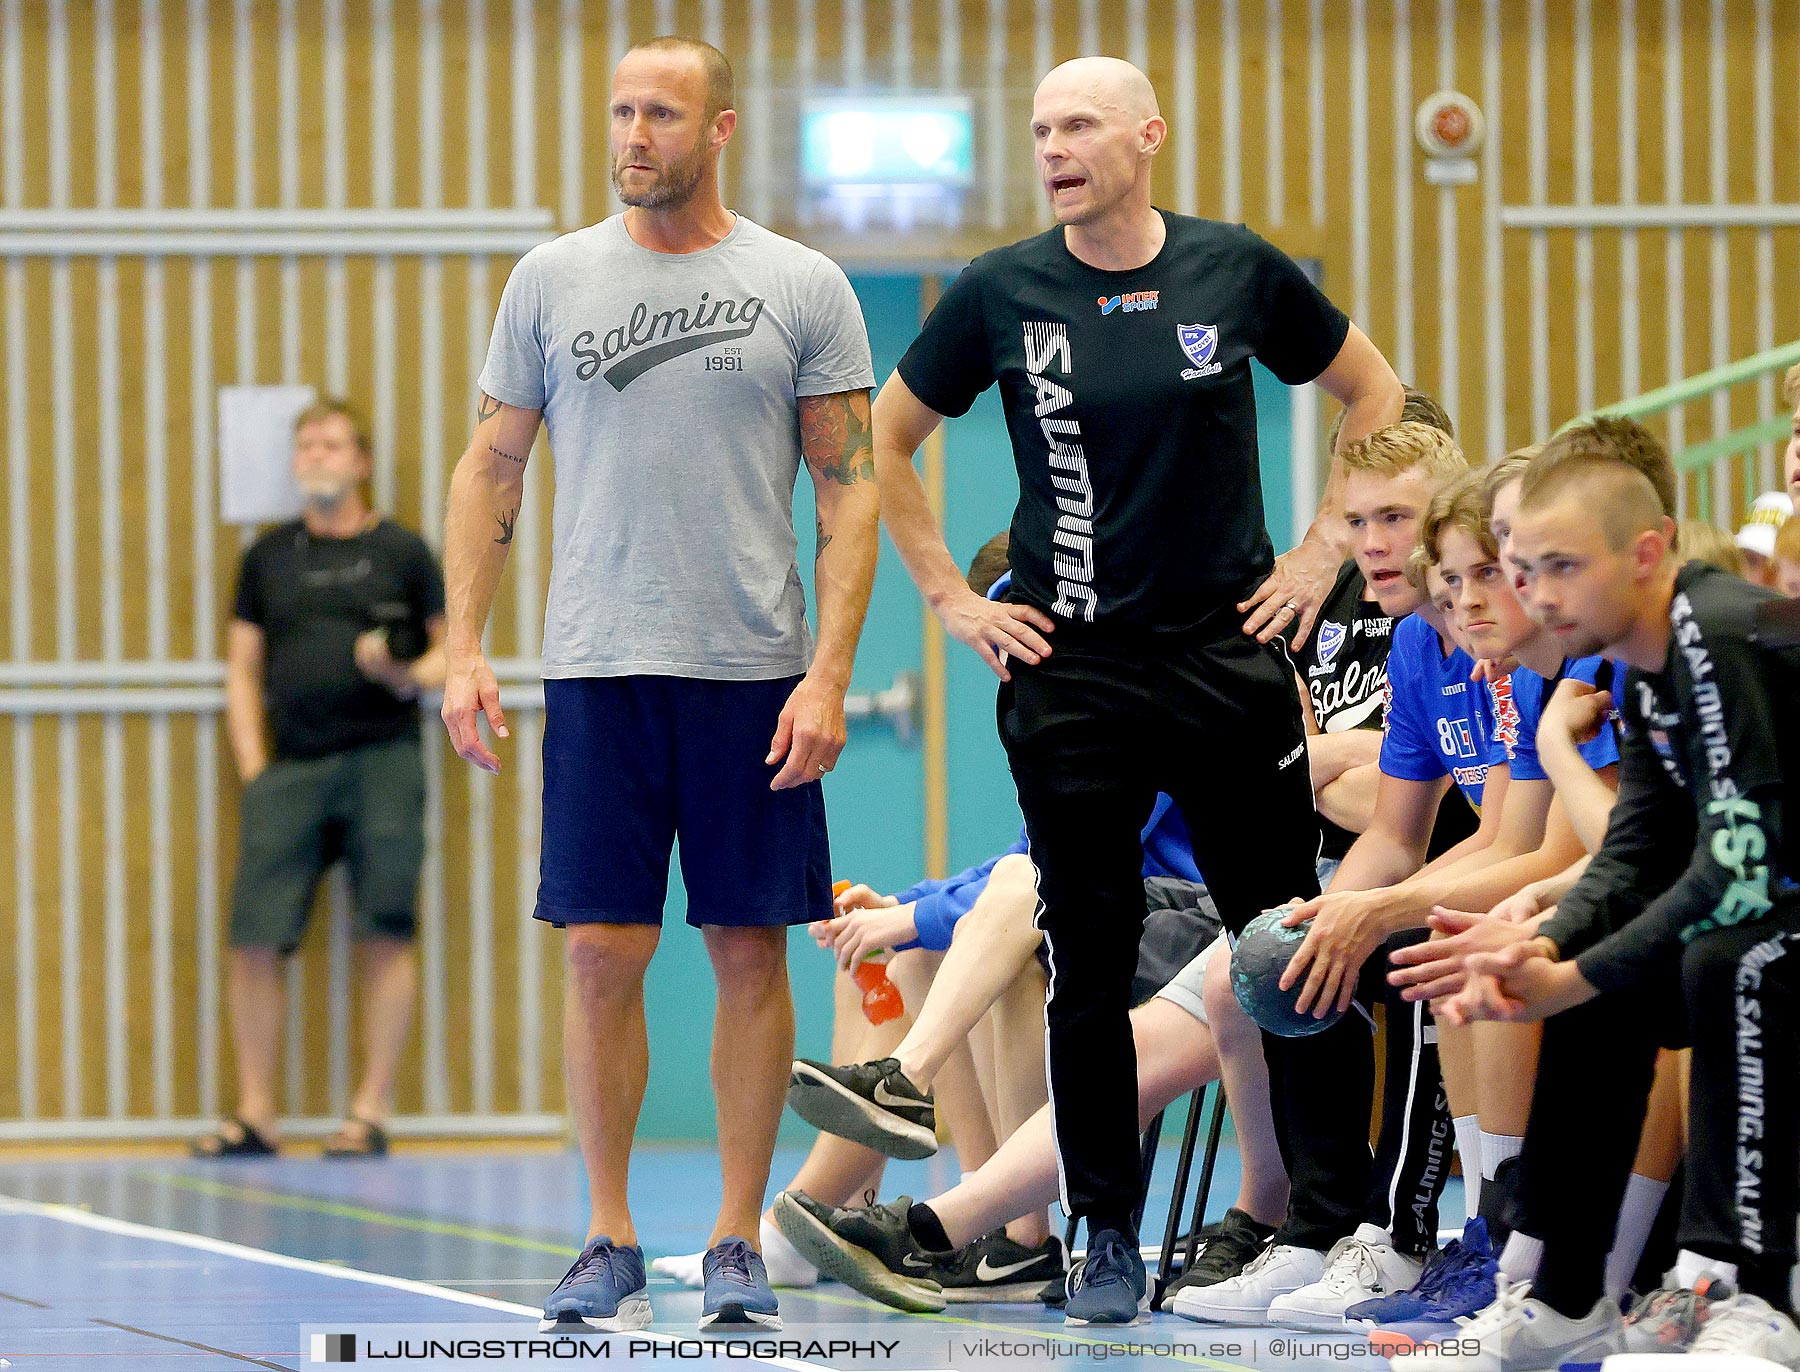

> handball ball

[{"left": 1230, "top": 907, "right": 1346, "bottom": 1037}]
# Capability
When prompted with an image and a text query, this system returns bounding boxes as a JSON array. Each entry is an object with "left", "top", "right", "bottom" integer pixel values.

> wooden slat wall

[{"left": 1, "top": 0, "right": 1795, "bottom": 1135}]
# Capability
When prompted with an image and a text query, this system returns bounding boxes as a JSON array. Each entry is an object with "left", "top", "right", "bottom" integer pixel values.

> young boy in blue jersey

[
  {"left": 1389, "top": 424, "right": 1692, "bottom": 1339},
  {"left": 1481, "top": 448, "right": 1686, "bottom": 1317},
  {"left": 1392, "top": 426, "right": 1685, "bottom": 968}
]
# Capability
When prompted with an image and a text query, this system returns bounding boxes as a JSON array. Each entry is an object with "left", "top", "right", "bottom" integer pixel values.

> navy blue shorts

[{"left": 537, "top": 675, "right": 833, "bottom": 929}]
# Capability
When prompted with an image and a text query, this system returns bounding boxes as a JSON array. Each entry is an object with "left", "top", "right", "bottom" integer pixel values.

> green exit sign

[{"left": 801, "top": 97, "right": 976, "bottom": 188}]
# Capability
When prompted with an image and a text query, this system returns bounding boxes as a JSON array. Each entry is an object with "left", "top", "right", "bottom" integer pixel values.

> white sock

[
  {"left": 1453, "top": 1115, "right": 1482, "bottom": 1219},
  {"left": 1603, "top": 1173, "right": 1670, "bottom": 1301},
  {"left": 1675, "top": 1247, "right": 1737, "bottom": 1292},
  {"left": 648, "top": 1250, "right": 708, "bottom": 1288},
  {"left": 761, "top": 1214, "right": 819, "bottom": 1288},
  {"left": 1498, "top": 1230, "right": 1545, "bottom": 1284},
  {"left": 1480, "top": 1130, "right": 1523, "bottom": 1181}
]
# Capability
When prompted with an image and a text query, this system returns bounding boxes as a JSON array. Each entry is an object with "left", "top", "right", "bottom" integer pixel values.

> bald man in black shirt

[{"left": 872, "top": 56, "right": 1402, "bottom": 1325}]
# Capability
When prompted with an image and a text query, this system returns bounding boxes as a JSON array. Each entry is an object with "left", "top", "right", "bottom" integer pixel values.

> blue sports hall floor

[{"left": 0, "top": 1137, "right": 1468, "bottom": 1371}]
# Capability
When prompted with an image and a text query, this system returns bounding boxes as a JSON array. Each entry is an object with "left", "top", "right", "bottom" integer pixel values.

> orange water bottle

[
  {"left": 854, "top": 958, "right": 905, "bottom": 1025},
  {"left": 833, "top": 879, "right": 905, "bottom": 1025}
]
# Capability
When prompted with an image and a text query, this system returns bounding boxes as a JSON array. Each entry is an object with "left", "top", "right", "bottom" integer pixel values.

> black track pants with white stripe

[
  {"left": 1520, "top": 911, "right": 1800, "bottom": 1316},
  {"left": 1513, "top": 979, "right": 1669, "bottom": 1318},
  {"left": 1362, "top": 929, "right": 1454, "bottom": 1258},
  {"left": 1261, "top": 933, "right": 1453, "bottom": 1257},
  {"left": 1680, "top": 911, "right": 1800, "bottom": 1312},
  {"left": 998, "top": 625, "right": 1324, "bottom": 1240}
]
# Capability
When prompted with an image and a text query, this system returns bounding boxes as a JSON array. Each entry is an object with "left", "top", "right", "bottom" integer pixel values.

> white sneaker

[
  {"left": 1618, "top": 1276, "right": 1713, "bottom": 1353},
  {"left": 1687, "top": 1292, "right": 1800, "bottom": 1369},
  {"left": 1268, "top": 1224, "right": 1424, "bottom": 1329},
  {"left": 1169, "top": 1242, "right": 1325, "bottom": 1324},
  {"left": 1389, "top": 1276, "right": 1621, "bottom": 1372}
]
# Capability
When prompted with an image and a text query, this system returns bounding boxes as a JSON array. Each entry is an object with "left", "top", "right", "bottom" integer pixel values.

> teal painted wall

[{"left": 637, "top": 272, "right": 1293, "bottom": 1140}]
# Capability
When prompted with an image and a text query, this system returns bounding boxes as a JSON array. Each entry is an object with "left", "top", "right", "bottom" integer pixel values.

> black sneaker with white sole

[
  {"left": 771, "top": 1190, "right": 949, "bottom": 1313},
  {"left": 787, "top": 1058, "right": 937, "bottom": 1160},
  {"left": 939, "top": 1232, "right": 1069, "bottom": 1303},
  {"left": 1167, "top": 1207, "right": 1277, "bottom": 1296}
]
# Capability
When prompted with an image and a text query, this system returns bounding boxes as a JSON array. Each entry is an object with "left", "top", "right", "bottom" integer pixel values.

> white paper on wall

[{"left": 218, "top": 384, "right": 317, "bottom": 525}]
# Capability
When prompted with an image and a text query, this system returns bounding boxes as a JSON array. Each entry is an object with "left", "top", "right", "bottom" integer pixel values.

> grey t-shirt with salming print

[{"left": 478, "top": 214, "right": 875, "bottom": 680}]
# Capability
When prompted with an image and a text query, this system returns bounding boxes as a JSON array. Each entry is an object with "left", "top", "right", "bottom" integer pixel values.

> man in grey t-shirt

[{"left": 440, "top": 35, "right": 878, "bottom": 1336}]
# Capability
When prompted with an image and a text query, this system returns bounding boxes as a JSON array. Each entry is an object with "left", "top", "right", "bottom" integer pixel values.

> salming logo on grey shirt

[
  {"left": 477, "top": 215, "right": 874, "bottom": 681},
  {"left": 571, "top": 292, "right": 767, "bottom": 391}
]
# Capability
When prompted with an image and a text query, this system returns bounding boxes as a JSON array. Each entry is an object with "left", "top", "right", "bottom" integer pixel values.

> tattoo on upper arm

[
  {"left": 494, "top": 508, "right": 517, "bottom": 545},
  {"left": 815, "top": 516, "right": 832, "bottom": 560},
  {"left": 799, "top": 392, "right": 875, "bottom": 485},
  {"left": 477, "top": 394, "right": 501, "bottom": 425},
  {"left": 489, "top": 443, "right": 527, "bottom": 466}
]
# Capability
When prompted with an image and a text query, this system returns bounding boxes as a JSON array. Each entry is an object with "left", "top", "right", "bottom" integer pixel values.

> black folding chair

[{"left": 1149, "top": 1082, "right": 1229, "bottom": 1309}]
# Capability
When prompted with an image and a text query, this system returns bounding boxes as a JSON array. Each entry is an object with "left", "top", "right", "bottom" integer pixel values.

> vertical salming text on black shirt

[{"left": 897, "top": 211, "right": 1349, "bottom": 632}]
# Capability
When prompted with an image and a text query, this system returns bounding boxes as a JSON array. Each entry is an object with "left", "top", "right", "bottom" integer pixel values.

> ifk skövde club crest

[
  {"left": 1177, "top": 323, "right": 1218, "bottom": 369},
  {"left": 1315, "top": 619, "right": 1346, "bottom": 668}
]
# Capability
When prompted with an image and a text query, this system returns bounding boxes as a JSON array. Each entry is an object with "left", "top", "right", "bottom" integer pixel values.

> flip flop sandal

[
  {"left": 189, "top": 1116, "right": 278, "bottom": 1159},
  {"left": 321, "top": 1116, "right": 389, "bottom": 1159}
]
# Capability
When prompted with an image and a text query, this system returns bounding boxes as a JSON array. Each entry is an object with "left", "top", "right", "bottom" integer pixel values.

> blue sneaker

[
  {"left": 1345, "top": 1219, "right": 1480, "bottom": 1325},
  {"left": 1348, "top": 1219, "right": 1497, "bottom": 1351},
  {"left": 1064, "top": 1229, "right": 1148, "bottom": 1327},
  {"left": 540, "top": 1235, "right": 652, "bottom": 1332},
  {"left": 700, "top": 1236, "right": 783, "bottom": 1332}
]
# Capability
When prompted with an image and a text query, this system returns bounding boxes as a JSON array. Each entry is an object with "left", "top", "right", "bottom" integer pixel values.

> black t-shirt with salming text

[
  {"left": 234, "top": 518, "right": 447, "bottom": 760},
  {"left": 897, "top": 211, "right": 1349, "bottom": 633}
]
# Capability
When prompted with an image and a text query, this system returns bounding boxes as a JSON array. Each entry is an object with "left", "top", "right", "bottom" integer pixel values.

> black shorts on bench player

[{"left": 868, "top": 54, "right": 1404, "bottom": 1327}]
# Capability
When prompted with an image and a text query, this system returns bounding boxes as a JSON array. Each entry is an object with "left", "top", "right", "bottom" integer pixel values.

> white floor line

[{"left": 0, "top": 1193, "right": 833, "bottom": 1372}]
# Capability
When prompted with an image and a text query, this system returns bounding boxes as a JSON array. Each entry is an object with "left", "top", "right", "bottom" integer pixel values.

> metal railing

[
  {"left": 0, "top": 664, "right": 924, "bottom": 735},
  {"left": 1567, "top": 338, "right": 1800, "bottom": 522}
]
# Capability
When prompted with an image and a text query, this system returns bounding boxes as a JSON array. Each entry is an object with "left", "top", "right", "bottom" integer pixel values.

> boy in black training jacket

[{"left": 1444, "top": 437, "right": 1800, "bottom": 1366}]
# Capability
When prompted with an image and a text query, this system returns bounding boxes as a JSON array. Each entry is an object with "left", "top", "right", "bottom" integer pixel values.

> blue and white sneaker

[
  {"left": 1064, "top": 1229, "right": 1148, "bottom": 1327},
  {"left": 540, "top": 1235, "right": 652, "bottom": 1332},
  {"left": 1347, "top": 1219, "right": 1497, "bottom": 1353},
  {"left": 700, "top": 1236, "right": 783, "bottom": 1332}
]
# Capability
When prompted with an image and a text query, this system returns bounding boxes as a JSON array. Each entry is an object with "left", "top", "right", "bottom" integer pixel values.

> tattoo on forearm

[
  {"left": 489, "top": 443, "right": 526, "bottom": 466},
  {"left": 494, "top": 508, "right": 517, "bottom": 545},
  {"left": 800, "top": 393, "right": 876, "bottom": 485},
  {"left": 477, "top": 394, "right": 500, "bottom": 424},
  {"left": 815, "top": 516, "right": 833, "bottom": 560}
]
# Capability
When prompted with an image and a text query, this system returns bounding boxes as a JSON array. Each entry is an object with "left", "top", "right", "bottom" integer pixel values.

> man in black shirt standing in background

[
  {"left": 872, "top": 56, "right": 1402, "bottom": 1324},
  {"left": 192, "top": 398, "right": 447, "bottom": 1161}
]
